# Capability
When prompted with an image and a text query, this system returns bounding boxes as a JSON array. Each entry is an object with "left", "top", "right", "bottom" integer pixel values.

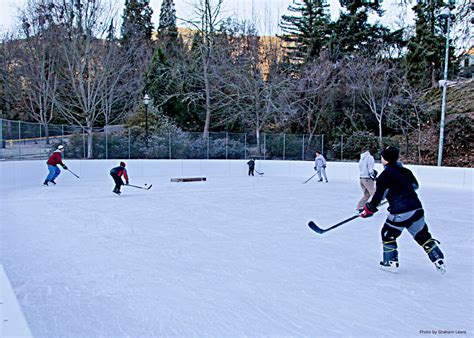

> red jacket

[
  {"left": 47, "top": 150, "right": 64, "bottom": 167},
  {"left": 110, "top": 166, "right": 129, "bottom": 183}
]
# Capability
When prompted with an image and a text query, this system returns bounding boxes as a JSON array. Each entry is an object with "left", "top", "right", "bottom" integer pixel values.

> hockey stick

[
  {"left": 302, "top": 173, "right": 317, "bottom": 184},
  {"left": 126, "top": 183, "right": 152, "bottom": 190},
  {"left": 255, "top": 170, "right": 264, "bottom": 176},
  {"left": 308, "top": 200, "right": 388, "bottom": 234},
  {"left": 66, "top": 169, "right": 80, "bottom": 178}
]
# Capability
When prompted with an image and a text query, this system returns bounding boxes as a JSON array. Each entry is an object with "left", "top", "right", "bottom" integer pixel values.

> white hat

[{"left": 58, "top": 145, "right": 64, "bottom": 150}]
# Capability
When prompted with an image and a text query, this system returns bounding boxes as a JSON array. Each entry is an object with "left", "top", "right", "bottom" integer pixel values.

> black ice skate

[
  {"left": 50, "top": 180, "right": 56, "bottom": 185},
  {"left": 43, "top": 180, "right": 48, "bottom": 186},
  {"left": 379, "top": 260, "right": 399, "bottom": 273},
  {"left": 424, "top": 239, "right": 446, "bottom": 275}
]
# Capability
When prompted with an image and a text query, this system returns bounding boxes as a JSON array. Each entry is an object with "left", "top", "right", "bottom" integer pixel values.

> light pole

[
  {"left": 437, "top": 6, "right": 451, "bottom": 166},
  {"left": 143, "top": 93, "right": 150, "bottom": 148}
]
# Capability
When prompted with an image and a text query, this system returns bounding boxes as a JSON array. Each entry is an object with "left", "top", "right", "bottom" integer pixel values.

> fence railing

[{"left": 0, "top": 119, "right": 401, "bottom": 162}]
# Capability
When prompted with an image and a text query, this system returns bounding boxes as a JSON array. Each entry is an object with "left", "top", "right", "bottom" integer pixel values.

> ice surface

[{"left": 1, "top": 163, "right": 473, "bottom": 337}]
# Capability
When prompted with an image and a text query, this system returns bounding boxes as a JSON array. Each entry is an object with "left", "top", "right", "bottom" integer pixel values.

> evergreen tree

[
  {"left": 404, "top": 1, "right": 455, "bottom": 89},
  {"left": 328, "top": 0, "right": 398, "bottom": 58},
  {"left": 158, "top": 0, "right": 178, "bottom": 41},
  {"left": 145, "top": 0, "right": 194, "bottom": 129},
  {"left": 279, "top": 0, "right": 331, "bottom": 63},
  {"left": 121, "top": 0, "right": 154, "bottom": 43}
]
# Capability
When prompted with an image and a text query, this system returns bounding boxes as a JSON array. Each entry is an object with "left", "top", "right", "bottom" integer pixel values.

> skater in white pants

[{"left": 314, "top": 151, "right": 328, "bottom": 182}]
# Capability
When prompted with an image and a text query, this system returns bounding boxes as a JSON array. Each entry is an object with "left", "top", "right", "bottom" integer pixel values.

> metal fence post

[
  {"left": 263, "top": 133, "right": 266, "bottom": 160},
  {"left": 283, "top": 133, "right": 286, "bottom": 160},
  {"left": 302, "top": 134, "right": 305, "bottom": 160},
  {"left": 0, "top": 118, "right": 3, "bottom": 149},
  {"left": 207, "top": 134, "right": 210, "bottom": 160},
  {"left": 225, "top": 132, "right": 228, "bottom": 160},
  {"left": 321, "top": 134, "right": 324, "bottom": 155},
  {"left": 168, "top": 131, "right": 171, "bottom": 159},
  {"left": 128, "top": 128, "right": 131, "bottom": 160},
  {"left": 82, "top": 127, "right": 86, "bottom": 159},
  {"left": 244, "top": 133, "right": 247, "bottom": 159},
  {"left": 340, "top": 134, "right": 343, "bottom": 161},
  {"left": 18, "top": 121, "right": 21, "bottom": 143},
  {"left": 61, "top": 125, "right": 64, "bottom": 145},
  {"left": 105, "top": 125, "right": 108, "bottom": 160}
]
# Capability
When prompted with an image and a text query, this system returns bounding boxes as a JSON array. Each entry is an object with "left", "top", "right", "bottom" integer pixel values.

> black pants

[
  {"left": 381, "top": 209, "right": 433, "bottom": 262},
  {"left": 110, "top": 173, "right": 124, "bottom": 191},
  {"left": 248, "top": 168, "right": 254, "bottom": 176}
]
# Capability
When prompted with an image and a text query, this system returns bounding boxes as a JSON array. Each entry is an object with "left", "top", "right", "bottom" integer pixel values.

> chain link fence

[{"left": 0, "top": 119, "right": 401, "bottom": 162}]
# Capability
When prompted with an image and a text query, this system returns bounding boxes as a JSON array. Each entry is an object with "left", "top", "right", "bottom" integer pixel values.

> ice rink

[{"left": 1, "top": 160, "right": 473, "bottom": 337}]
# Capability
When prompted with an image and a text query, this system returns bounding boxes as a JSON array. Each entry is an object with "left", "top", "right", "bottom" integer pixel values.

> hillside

[{"left": 403, "top": 79, "right": 473, "bottom": 167}]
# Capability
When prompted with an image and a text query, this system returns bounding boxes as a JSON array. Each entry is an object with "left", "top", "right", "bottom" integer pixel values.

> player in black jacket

[
  {"left": 110, "top": 161, "right": 129, "bottom": 195},
  {"left": 247, "top": 159, "right": 255, "bottom": 176},
  {"left": 360, "top": 146, "right": 445, "bottom": 274}
]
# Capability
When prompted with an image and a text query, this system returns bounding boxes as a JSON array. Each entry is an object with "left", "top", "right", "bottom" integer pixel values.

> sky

[{"left": 0, "top": 0, "right": 414, "bottom": 36}]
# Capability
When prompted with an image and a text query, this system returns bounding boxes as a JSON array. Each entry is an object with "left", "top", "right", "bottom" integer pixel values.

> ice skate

[{"left": 379, "top": 260, "right": 399, "bottom": 273}]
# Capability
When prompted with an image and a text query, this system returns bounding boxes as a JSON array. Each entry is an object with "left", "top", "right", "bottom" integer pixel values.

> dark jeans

[
  {"left": 111, "top": 173, "right": 124, "bottom": 191},
  {"left": 248, "top": 168, "right": 254, "bottom": 176}
]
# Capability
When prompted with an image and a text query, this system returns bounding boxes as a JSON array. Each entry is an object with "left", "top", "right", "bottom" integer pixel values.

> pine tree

[
  {"left": 279, "top": 0, "right": 331, "bottom": 63},
  {"left": 404, "top": 1, "right": 454, "bottom": 89},
  {"left": 328, "top": 0, "right": 393, "bottom": 58},
  {"left": 158, "top": 0, "right": 178, "bottom": 42},
  {"left": 121, "top": 0, "right": 154, "bottom": 43}
]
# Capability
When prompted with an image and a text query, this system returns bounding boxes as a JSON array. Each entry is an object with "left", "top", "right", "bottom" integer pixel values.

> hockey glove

[
  {"left": 370, "top": 169, "right": 378, "bottom": 181},
  {"left": 62, "top": 164, "right": 68, "bottom": 170},
  {"left": 314, "top": 167, "right": 317, "bottom": 171},
  {"left": 360, "top": 202, "right": 378, "bottom": 218},
  {"left": 323, "top": 165, "right": 327, "bottom": 168}
]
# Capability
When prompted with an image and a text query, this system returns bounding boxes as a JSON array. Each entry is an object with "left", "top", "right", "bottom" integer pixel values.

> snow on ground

[{"left": 1, "top": 170, "right": 473, "bottom": 337}]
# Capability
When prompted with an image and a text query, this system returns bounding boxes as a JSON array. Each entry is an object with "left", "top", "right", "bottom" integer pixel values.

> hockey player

[
  {"left": 357, "top": 149, "right": 377, "bottom": 212},
  {"left": 247, "top": 158, "right": 255, "bottom": 176},
  {"left": 110, "top": 161, "right": 129, "bottom": 195},
  {"left": 43, "top": 145, "right": 67, "bottom": 186},
  {"left": 360, "top": 146, "right": 446, "bottom": 274},
  {"left": 314, "top": 151, "right": 328, "bottom": 182}
]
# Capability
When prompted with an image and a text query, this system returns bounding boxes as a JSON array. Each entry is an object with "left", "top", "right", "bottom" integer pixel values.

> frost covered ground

[{"left": 1, "top": 168, "right": 473, "bottom": 337}]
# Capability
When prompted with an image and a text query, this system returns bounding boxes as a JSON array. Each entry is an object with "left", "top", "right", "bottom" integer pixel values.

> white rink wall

[{"left": 0, "top": 159, "right": 472, "bottom": 190}]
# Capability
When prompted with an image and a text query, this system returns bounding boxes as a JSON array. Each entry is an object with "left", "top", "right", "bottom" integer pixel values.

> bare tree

[
  {"left": 386, "top": 76, "right": 426, "bottom": 163},
  {"left": 186, "top": 0, "right": 225, "bottom": 137},
  {"left": 344, "top": 54, "right": 400, "bottom": 147},
  {"left": 9, "top": 0, "right": 61, "bottom": 143},
  {"left": 210, "top": 20, "right": 292, "bottom": 155},
  {"left": 49, "top": 0, "right": 146, "bottom": 158},
  {"left": 290, "top": 54, "right": 337, "bottom": 150}
]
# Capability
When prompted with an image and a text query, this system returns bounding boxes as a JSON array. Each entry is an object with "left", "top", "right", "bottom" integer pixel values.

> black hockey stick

[
  {"left": 302, "top": 173, "right": 317, "bottom": 184},
  {"left": 126, "top": 183, "right": 152, "bottom": 190},
  {"left": 255, "top": 170, "right": 264, "bottom": 176},
  {"left": 66, "top": 169, "right": 80, "bottom": 178},
  {"left": 308, "top": 200, "right": 388, "bottom": 234}
]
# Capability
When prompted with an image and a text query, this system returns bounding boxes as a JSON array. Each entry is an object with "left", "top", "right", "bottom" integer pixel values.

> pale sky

[{"left": 0, "top": 0, "right": 414, "bottom": 36}]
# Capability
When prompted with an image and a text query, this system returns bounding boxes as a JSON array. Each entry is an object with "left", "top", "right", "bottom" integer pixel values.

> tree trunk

[
  {"left": 87, "top": 126, "right": 93, "bottom": 159},
  {"left": 203, "top": 59, "right": 211, "bottom": 138},
  {"left": 378, "top": 117, "right": 383, "bottom": 148},
  {"left": 256, "top": 128, "right": 261, "bottom": 156},
  {"left": 44, "top": 123, "right": 50, "bottom": 145}
]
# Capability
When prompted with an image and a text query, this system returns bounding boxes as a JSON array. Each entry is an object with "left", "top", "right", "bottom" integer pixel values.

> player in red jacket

[
  {"left": 110, "top": 161, "right": 129, "bottom": 195},
  {"left": 43, "top": 145, "right": 67, "bottom": 186}
]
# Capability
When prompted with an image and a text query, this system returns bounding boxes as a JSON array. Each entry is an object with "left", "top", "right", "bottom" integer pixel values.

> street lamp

[
  {"left": 437, "top": 6, "right": 451, "bottom": 166},
  {"left": 143, "top": 93, "right": 150, "bottom": 147}
]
